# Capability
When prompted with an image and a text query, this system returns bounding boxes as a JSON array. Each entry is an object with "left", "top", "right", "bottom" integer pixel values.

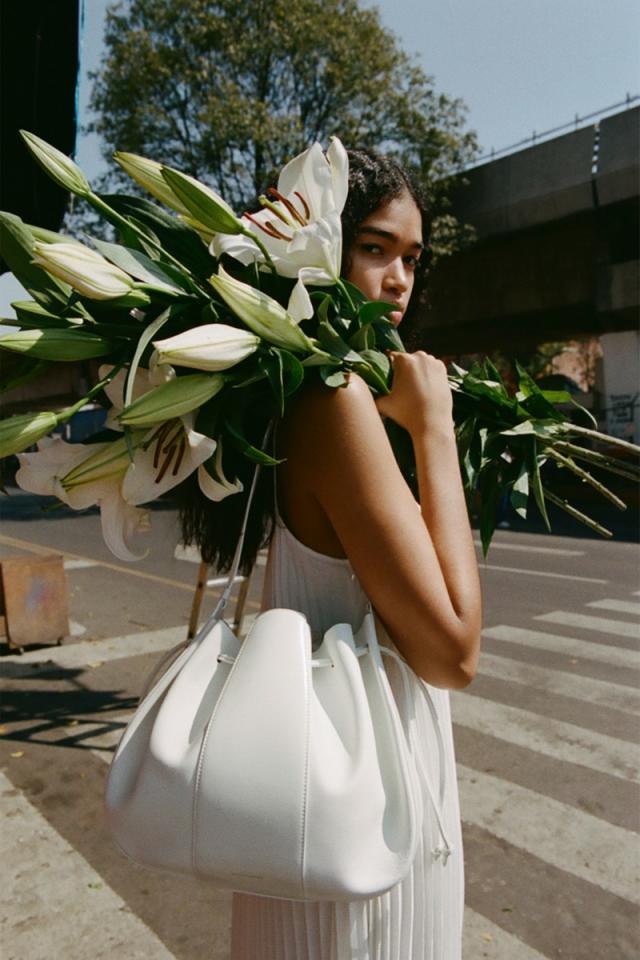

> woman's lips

[{"left": 389, "top": 310, "right": 403, "bottom": 327}]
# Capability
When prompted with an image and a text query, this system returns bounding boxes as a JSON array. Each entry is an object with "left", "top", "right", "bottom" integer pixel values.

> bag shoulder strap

[{"left": 193, "top": 421, "right": 274, "bottom": 643}]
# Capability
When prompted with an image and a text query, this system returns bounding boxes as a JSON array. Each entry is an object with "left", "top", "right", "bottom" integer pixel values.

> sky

[{"left": 2, "top": 0, "right": 639, "bottom": 316}]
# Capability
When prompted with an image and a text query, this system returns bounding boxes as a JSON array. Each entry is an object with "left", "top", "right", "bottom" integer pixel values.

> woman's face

[{"left": 345, "top": 189, "right": 423, "bottom": 326}]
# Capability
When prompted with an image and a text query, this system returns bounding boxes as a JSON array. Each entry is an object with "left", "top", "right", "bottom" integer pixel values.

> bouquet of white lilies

[{"left": 1, "top": 133, "right": 638, "bottom": 560}]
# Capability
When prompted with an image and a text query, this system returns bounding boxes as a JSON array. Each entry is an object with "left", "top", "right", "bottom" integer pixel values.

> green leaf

[
  {"left": 349, "top": 324, "right": 375, "bottom": 351},
  {"left": 317, "top": 321, "right": 361, "bottom": 362},
  {"left": 527, "top": 438, "right": 551, "bottom": 531},
  {"left": 279, "top": 350, "right": 304, "bottom": 397},
  {"left": 99, "top": 194, "right": 215, "bottom": 277},
  {"left": 509, "top": 458, "right": 530, "bottom": 518},
  {"left": 10, "top": 301, "right": 84, "bottom": 330},
  {"left": 479, "top": 465, "right": 503, "bottom": 555},
  {"left": 371, "top": 320, "right": 405, "bottom": 353},
  {"left": 358, "top": 300, "right": 398, "bottom": 325},
  {"left": 320, "top": 367, "right": 348, "bottom": 388},
  {"left": 0, "top": 354, "right": 50, "bottom": 396},
  {"left": 258, "top": 350, "right": 285, "bottom": 416},
  {"left": 90, "top": 237, "right": 196, "bottom": 295},
  {"left": 123, "top": 306, "right": 175, "bottom": 411},
  {"left": 224, "top": 411, "right": 282, "bottom": 465}
]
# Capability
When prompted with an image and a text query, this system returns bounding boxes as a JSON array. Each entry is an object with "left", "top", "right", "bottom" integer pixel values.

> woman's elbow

[{"left": 412, "top": 625, "right": 481, "bottom": 689}]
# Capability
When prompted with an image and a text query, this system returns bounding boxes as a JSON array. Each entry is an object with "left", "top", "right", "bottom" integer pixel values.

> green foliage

[{"left": 88, "top": 0, "right": 477, "bottom": 217}]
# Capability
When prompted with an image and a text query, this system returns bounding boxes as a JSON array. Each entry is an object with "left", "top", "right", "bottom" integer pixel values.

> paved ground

[{"left": 1, "top": 492, "right": 639, "bottom": 959}]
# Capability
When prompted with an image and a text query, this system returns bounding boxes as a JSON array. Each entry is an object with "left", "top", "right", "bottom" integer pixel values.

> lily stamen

[
  {"left": 243, "top": 211, "right": 293, "bottom": 242},
  {"left": 293, "top": 190, "right": 311, "bottom": 220},
  {"left": 172, "top": 434, "right": 187, "bottom": 476},
  {"left": 259, "top": 194, "right": 294, "bottom": 227},
  {"left": 267, "top": 187, "right": 307, "bottom": 227}
]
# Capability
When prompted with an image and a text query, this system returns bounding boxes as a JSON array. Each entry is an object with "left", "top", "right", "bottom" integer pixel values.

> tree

[{"left": 88, "top": 0, "right": 477, "bottom": 216}]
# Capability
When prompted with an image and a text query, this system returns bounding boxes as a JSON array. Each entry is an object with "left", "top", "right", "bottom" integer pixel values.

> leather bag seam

[{"left": 191, "top": 624, "right": 248, "bottom": 874}]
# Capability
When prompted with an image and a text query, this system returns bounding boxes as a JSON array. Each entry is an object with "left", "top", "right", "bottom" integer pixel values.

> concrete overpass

[{"left": 423, "top": 106, "right": 639, "bottom": 355}]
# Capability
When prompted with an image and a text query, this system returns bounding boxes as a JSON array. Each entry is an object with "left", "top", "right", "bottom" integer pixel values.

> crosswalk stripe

[
  {"left": 0, "top": 770, "right": 177, "bottom": 959},
  {"left": 451, "top": 693, "right": 639, "bottom": 784},
  {"left": 0, "top": 626, "right": 187, "bottom": 677},
  {"left": 474, "top": 540, "right": 584, "bottom": 557},
  {"left": 458, "top": 766, "right": 639, "bottom": 904},
  {"left": 478, "top": 651, "right": 640, "bottom": 714},
  {"left": 482, "top": 624, "right": 640, "bottom": 669},
  {"left": 478, "top": 564, "right": 607, "bottom": 584},
  {"left": 463, "top": 908, "right": 548, "bottom": 959},
  {"left": 536, "top": 611, "right": 640, "bottom": 639},
  {"left": 587, "top": 599, "right": 640, "bottom": 616}
]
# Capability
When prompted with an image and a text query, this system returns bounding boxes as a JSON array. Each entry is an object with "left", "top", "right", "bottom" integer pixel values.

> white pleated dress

[{"left": 230, "top": 499, "right": 464, "bottom": 960}]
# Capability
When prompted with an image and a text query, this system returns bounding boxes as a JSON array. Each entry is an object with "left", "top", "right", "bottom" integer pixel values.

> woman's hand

[{"left": 374, "top": 351, "right": 454, "bottom": 436}]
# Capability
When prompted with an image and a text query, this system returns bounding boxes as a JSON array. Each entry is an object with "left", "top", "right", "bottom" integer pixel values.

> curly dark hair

[
  {"left": 176, "top": 149, "right": 430, "bottom": 576},
  {"left": 341, "top": 149, "right": 431, "bottom": 329}
]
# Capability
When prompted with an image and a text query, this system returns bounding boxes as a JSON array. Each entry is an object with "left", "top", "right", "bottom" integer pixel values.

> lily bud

[
  {"left": 118, "top": 373, "right": 225, "bottom": 427},
  {"left": 0, "top": 328, "right": 112, "bottom": 361},
  {"left": 61, "top": 436, "right": 136, "bottom": 491},
  {"left": 113, "top": 152, "right": 191, "bottom": 216},
  {"left": 209, "top": 266, "right": 315, "bottom": 353},
  {"left": 31, "top": 241, "right": 150, "bottom": 306},
  {"left": 153, "top": 324, "right": 259, "bottom": 372},
  {"left": 20, "top": 130, "right": 91, "bottom": 198},
  {"left": 161, "top": 169, "right": 244, "bottom": 235},
  {"left": 0, "top": 411, "right": 59, "bottom": 458}
]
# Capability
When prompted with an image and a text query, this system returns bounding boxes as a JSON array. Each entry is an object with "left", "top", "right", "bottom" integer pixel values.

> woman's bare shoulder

[{"left": 282, "top": 372, "right": 383, "bottom": 459}]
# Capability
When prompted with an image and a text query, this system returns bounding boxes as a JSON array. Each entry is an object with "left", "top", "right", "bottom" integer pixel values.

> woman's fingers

[{"left": 375, "top": 350, "right": 453, "bottom": 435}]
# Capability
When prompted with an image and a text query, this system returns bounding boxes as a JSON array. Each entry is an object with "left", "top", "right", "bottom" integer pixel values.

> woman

[{"left": 184, "top": 150, "right": 482, "bottom": 959}]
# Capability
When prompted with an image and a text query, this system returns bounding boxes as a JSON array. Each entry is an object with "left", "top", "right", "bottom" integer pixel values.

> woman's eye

[
  {"left": 404, "top": 255, "right": 419, "bottom": 268},
  {"left": 361, "top": 243, "right": 384, "bottom": 255}
]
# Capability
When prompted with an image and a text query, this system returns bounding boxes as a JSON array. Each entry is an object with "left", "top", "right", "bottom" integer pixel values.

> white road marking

[
  {"left": 536, "top": 611, "right": 640, "bottom": 640},
  {"left": 587, "top": 599, "right": 640, "bottom": 616},
  {"left": 474, "top": 540, "right": 584, "bottom": 557},
  {"left": 458, "top": 766, "right": 639, "bottom": 904},
  {"left": 0, "top": 626, "right": 187, "bottom": 678},
  {"left": 450, "top": 693, "right": 639, "bottom": 784},
  {"left": 482, "top": 624, "right": 640, "bottom": 669},
  {"left": 69, "top": 620, "right": 87, "bottom": 637},
  {"left": 478, "top": 651, "right": 640, "bottom": 714},
  {"left": 463, "top": 908, "right": 549, "bottom": 959},
  {"left": 0, "top": 770, "right": 177, "bottom": 959},
  {"left": 478, "top": 565, "right": 607, "bottom": 584},
  {"left": 63, "top": 557, "right": 99, "bottom": 570}
]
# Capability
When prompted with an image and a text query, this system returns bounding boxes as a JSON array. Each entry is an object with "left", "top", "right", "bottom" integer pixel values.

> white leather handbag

[{"left": 104, "top": 447, "right": 451, "bottom": 901}]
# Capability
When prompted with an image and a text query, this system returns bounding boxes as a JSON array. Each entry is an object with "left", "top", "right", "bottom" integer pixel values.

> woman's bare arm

[{"left": 283, "top": 358, "right": 482, "bottom": 688}]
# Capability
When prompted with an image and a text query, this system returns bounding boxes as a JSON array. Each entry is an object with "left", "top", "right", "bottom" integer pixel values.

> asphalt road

[{"left": 1, "top": 494, "right": 638, "bottom": 959}]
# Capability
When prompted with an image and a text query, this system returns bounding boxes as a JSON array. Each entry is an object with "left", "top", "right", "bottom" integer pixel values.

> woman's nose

[{"left": 382, "top": 258, "right": 409, "bottom": 294}]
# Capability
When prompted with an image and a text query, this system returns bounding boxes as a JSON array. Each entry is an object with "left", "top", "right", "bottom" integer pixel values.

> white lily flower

[
  {"left": 15, "top": 436, "right": 151, "bottom": 562},
  {"left": 197, "top": 438, "right": 243, "bottom": 502},
  {"left": 31, "top": 241, "right": 150, "bottom": 305},
  {"left": 153, "top": 324, "right": 260, "bottom": 372},
  {"left": 211, "top": 138, "right": 348, "bottom": 320},
  {"left": 122, "top": 413, "right": 216, "bottom": 505}
]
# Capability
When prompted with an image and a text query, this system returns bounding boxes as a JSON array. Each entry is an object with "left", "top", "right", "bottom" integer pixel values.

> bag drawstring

[{"left": 379, "top": 646, "right": 453, "bottom": 865}]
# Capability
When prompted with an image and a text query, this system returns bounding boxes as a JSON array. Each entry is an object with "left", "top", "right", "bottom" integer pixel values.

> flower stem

[
  {"left": 241, "top": 229, "right": 277, "bottom": 273},
  {"left": 336, "top": 278, "right": 356, "bottom": 315},
  {"left": 87, "top": 193, "right": 209, "bottom": 296},
  {"left": 542, "top": 488, "right": 613, "bottom": 538},
  {"left": 57, "top": 360, "right": 126, "bottom": 423}
]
